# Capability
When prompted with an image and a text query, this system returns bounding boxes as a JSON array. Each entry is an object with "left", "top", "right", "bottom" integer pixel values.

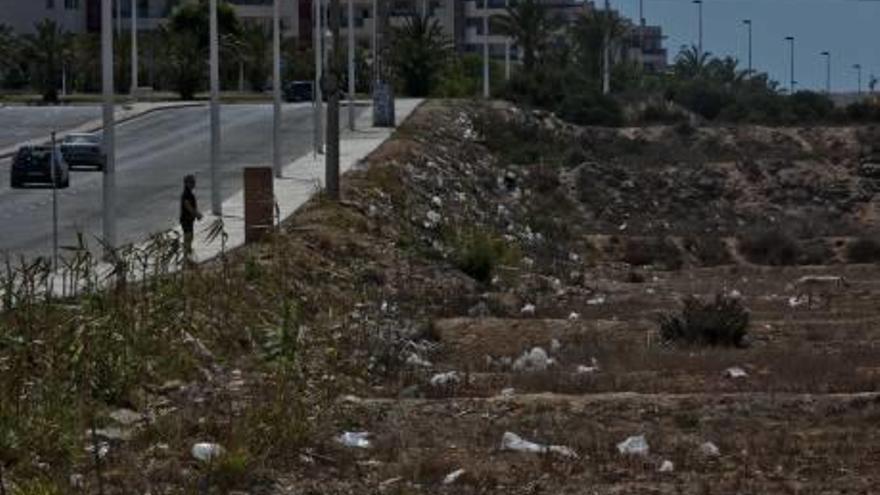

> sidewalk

[
  {"left": 0, "top": 101, "right": 206, "bottom": 159},
  {"left": 189, "top": 98, "right": 423, "bottom": 263}
]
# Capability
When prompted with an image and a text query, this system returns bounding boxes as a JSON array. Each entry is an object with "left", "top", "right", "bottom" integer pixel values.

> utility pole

[
  {"left": 785, "top": 36, "right": 794, "bottom": 94},
  {"left": 821, "top": 51, "right": 831, "bottom": 94},
  {"left": 372, "top": 0, "right": 395, "bottom": 126},
  {"left": 210, "top": 0, "right": 222, "bottom": 215},
  {"left": 854, "top": 64, "right": 862, "bottom": 96},
  {"left": 482, "top": 11, "right": 490, "bottom": 98},
  {"left": 327, "top": 0, "right": 341, "bottom": 200},
  {"left": 130, "top": 0, "right": 138, "bottom": 96},
  {"left": 102, "top": 0, "right": 117, "bottom": 250},
  {"left": 51, "top": 132, "right": 59, "bottom": 271},
  {"left": 602, "top": 0, "right": 610, "bottom": 95},
  {"left": 504, "top": 0, "right": 511, "bottom": 80},
  {"left": 347, "top": 0, "right": 356, "bottom": 130},
  {"left": 742, "top": 19, "right": 752, "bottom": 75},
  {"left": 314, "top": 0, "right": 324, "bottom": 155},
  {"left": 693, "top": 0, "right": 702, "bottom": 58},
  {"left": 272, "top": 0, "right": 282, "bottom": 178}
]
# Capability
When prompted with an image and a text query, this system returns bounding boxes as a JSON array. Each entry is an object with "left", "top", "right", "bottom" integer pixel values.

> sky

[{"left": 611, "top": 0, "right": 880, "bottom": 92}]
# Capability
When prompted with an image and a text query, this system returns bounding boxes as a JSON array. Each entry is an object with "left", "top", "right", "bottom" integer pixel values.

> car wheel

[{"left": 61, "top": 177, "right": 70, "bottom": 188}]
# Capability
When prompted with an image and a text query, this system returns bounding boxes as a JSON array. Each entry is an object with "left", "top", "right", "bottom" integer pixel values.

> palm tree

[
  {"left": 674, "top": 45, "right": 712, "bottom": 79},
  {"left": 234, "top": 23, "right": 271, "bottom": 92},
  {"left": 21, "top": 20, "right": 72, "bottom": 102},
  {"left": 570, "top": 9, "right": 628, "bottom": 84},
  {"left": 391, "top": 14, "right": 452, "bottom": 97},
  {"left": 496, "top": 0, "right": 559, "bottom": 75}
]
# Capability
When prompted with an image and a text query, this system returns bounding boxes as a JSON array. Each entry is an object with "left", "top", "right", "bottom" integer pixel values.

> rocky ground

[{"left": 5, "top": 100, "right": 880, "bottom": 494}]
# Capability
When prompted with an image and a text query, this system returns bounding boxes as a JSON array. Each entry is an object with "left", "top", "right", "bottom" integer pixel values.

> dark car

[
  {"left": 10, "top": 146, "right": 70, "bottom": 189},
  {"left": 283, "top": 81, "right": 314, "bottom": 102},
  {"left": 61, "top": 133, "right": 103, "bottom": 170}
]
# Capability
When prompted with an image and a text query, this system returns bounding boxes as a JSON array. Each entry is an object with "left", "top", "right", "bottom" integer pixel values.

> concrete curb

[{"left": 0, "top": 101, "right": 206, "bottom": 161}]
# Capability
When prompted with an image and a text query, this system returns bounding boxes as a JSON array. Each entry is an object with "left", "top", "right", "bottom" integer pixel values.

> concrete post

[
  {"left": 210, "top": 0, "right": 222, "bottom": 215},
  {"left": 102, "top": 0, "right": 117, "bottom": 249},
  {"left": 131, "top": 0, "right": 138, "bottom": 96},
  {"left": 273, "top": 0, "right": 283, "bottom": 178}
]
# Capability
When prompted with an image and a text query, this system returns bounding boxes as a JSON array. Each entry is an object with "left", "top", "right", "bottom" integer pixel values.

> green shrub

[
  {"left": 450, "top": 229, "right": 519, "bottom": 283},
  {"left": 847, "top": 237, "right": 880, "bottom": 263},
  {"left": 641, "top": 104, "right": 687, "bottom": 124},
  {"left": 556, "top": 91, "right": 623, "bottom": 127},
  {"left": 659, "top": 294, "right": 749, "bottom": 347},
  {"left": 797, "top": 238, "right": 834, "bottom": 265},
  {"left": 739, "top": 229, "right": 800, "bottom": 266},
  {"left": 789, "top": 91, "right": 834, "bottom": 121},
  {"left": 623, "top": 237, "right": 683, "bottom": 270},
  {"left": 684, "top": 236, "right": 731, "bottom": 266}
]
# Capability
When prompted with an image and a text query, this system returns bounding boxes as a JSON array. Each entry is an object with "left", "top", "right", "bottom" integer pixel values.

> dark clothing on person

[{"left": 180, "top": 187, "right": 197, "bottom": 233}]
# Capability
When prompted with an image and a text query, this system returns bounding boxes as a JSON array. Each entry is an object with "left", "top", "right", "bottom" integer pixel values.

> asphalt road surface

[
  {"left": 0, "top": 103, "right": 357, "bottom": 259},
  {"left": 0, "top": 105, "right": 101, "bottom": 149}
]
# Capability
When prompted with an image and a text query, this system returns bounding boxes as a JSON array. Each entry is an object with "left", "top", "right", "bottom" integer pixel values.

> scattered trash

[
  {"left": 109, "top": 408, "right": 144, "bottom": 426},
  {"left": 723, "top": 366, "right": 748, "bottom": 379},
  {"left": 659, "top": 460, "right": 675, "bottom": 473},
  {"left": 430, "top": 371, "right": 461, "bottom": 387},
  {"left": 587, "top": 295, "right": 606, "bottom": 305},
  {"left": 550, "top": 338, "right": 562, "bottom": 352},
  {"left": 499, "top": 387, "right": 516, "bottom": 397},
  {"left": 500, "top": 432, "right": 578, "bottom": 458},
  {"left": 85, "top": 441, "right": 110, "bottom": 459},
  {"left": 191, "top": 442, "right": 225, "bottom": 462},
  {"left": 520, "top": 303, "right": 536, "bottom": 315},
  {"left": 568, "top": 312, "right": 580, "bottom": 320},
  {"left": 379, "top": 477, "right": 403, "bottom": 490},
  {"left": 700, "top": 441, "right": 720, "bottom": 457},
  {"left": 619, "top": 222, "right": 628, "bottom": 231},
  {"left": 576, "top": 358, "right": 600, "bottom": 374},
  {"left": 443, "top": 468, "right": 466, "bottom": 485},
  {"left": 788, "top": 295, "right": 807, "bottom": 308},
  {"left": 69, "top": 473, "right": 85, "bottom": 489},
  {"left": 425, "top": 210, "right": 442, "bottom": 228},
  {"left": 93, "top": 426, "right": 132, "bottom": 442},
  {"left": 512, "top": 347, "right": 554, "bottom": 372},
  {"left": 406, "top": 353, "right": 432, "bottom": 368},
  {"left": 569, "top": 252, "right": 580, "bottom": 262},
  {"left": 617, "top": 435, "right": 649, "bottom": 456},
  {"left": 431, "top": 196, "right": 443, "bottom": 208},
  {"left": 728, "top": 289, "right": 742, "bottom": 299},
  {"left": 336, "top": 431, "right": 371, "bottom": 449}
]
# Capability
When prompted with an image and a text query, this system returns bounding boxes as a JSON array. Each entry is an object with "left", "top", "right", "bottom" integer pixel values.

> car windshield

[
  {"left": 64, "top": 135, "right": 98, "bottom": 144},
  {"left": 21, "top": 148, "right": 52, "bottom": 166}
]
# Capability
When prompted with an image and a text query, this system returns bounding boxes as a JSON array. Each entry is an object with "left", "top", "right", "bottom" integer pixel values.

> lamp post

[
  {"left": 602, "top": 0, "right": 611, "bottom": 94},
  {"left": 130, "top": 0, "right": 138, "bottom": 96},
  {"left": 347, "top": 0, "right": 356, "bottom": 130},
  {"left": 820, "top": 51, "right": 831, "bottom": 94},
  {"left": 742, "top": 19, "right": 752, "bottom": 75},
  {"left": 272, "top": 0, "right": 282, "bottom": 178},
  {"left": 209, "top": 0, "right": 221, "bottom": 215},
  {"left": 785, "top": 36, "right": 794, "bottom": 94},
  {"left": 693, "top": 0, "right": 703, "bottom": 58},
  {"left": 854, "top": 63, "right": 862, "bottom": 95},
  {"left": 314, "top": 0, "right": 324, "bottom": 155},
  {"left": 483, "top": 8, "right": 490, "bottom": 98},
  {"left": 102, "top": 0, "right": 117, "bottom": 250}
]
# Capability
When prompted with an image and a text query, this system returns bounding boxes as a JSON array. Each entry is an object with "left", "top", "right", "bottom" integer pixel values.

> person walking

[{"left": 180, "top": 174, "right": 203, "bottom": 262}]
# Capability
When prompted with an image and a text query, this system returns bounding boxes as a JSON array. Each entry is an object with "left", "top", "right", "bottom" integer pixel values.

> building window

[
  {"left": 64, "top": 0, "right": 79, "bottom": 8},
  {"left": 47, "top": 0, "right": 55, "bottom": 9}
]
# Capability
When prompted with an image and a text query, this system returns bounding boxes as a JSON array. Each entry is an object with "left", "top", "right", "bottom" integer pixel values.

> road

[
  {"left": 0, "top": 105, "right": 101, "bottom": 149},
  {"left": 0, "top": 103, "right": 357, "bottom": 259}
]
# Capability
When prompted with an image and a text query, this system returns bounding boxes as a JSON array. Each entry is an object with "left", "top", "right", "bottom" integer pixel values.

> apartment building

[
  {"left": 623, "top": 23, "right": 667, "bottom": 74},
  {"left": 0, "top": 0, "right": 88, "bottom": 34}
]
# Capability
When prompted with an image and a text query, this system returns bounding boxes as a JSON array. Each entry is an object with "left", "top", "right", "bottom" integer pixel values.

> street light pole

[
  {"left": 209, "top": 0, "right": 221, "bottom": 215},
  {"left": 327, "top": 0, "right": 341, "bottom": 200},
  {"left": 742, "top": 19, "right": 752, "bottom": 75},
  {"left": 51, "top": 132, "right": 59, "bottom": 271},
  {"left": 130, "top": 0, "right": 138, "bottom": 97},
  {"left": 693, "top": 0, "right": 702, "bottom": 58},
  {"left": 504, "top": 0, "right": 511, "bottom": 81},
  {"left": 272, "top": 0, "right": 282, "bottom": 179},
  {"left": 102, "top": 0, "right": 117, "bottom": 250},
  {"left": 785, "top": 36, "right": 794, "bottom": 94},
  {"left": 314, "top": 0, "right": 324, "bottom": 155},
  {"left": 821, "top": 51, "right": 831, "bottom": 94},
  {"left": 347, "top": 0, "right": 356, "bottom": 130}
]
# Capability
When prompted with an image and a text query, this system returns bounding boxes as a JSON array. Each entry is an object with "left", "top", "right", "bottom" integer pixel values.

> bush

[
  {"left": 659, "top": 294, "right": 749, "bottom": 347},
  {"left": 739, "top": 229, "right": 800, "bottom": 266},
  {"left": 847, "top": 237, "right": 880, "bottom": 263},
  {"left": 623, "top": 237, "right": 683, "bottom": 270},
  {"left": 450, "top": 229, "right": 519, "bottom": 283},
  {"left": 789, "top": 91, "right": 834, "bottom": 122},
  {"left": 684, "top": 236, "right": 731, "bottom": 266},
  {"left": 797, "top": 238, "right": 835, "bottom": 265},
  {"left": 641, "top": 104, "right": 687, "bottom": 124},
  {"left": 556, "top": 91, "right": 624, "bottom": 127}
]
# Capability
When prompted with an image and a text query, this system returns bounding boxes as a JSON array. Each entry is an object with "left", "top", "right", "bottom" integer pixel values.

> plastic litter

[
  {"left": 617, "top": 435, "right": 649, "bottom": 456},
  {"left": 406, "top": 353, "right": 432, "bottom": 368},
  {"left": 568, "top": 312, "right": 580, "bottom": 320},
  {"left": 587, "top": 295, "right": 606, "bottom": 305},
  {"left": 512, "top": 347, "right": 553, "bottom": 372},
  {"left": 500, "top": 431, "right": 578, "bottom": 458},
  {"left": 430, "top": 371, "right": 460, "bottom": 387},
  {"left": 550, "top": 339, "right": 562, "bottom": 352},
  {"left": 724, "top": 366, "right": 748, "bottom": 379},
  {"left": 659, "top": 460, "right": 675, "bottom": 472},
  {"left": 520, "top": 303, "right": 536, "bottom": 315},
  {"left": 443, "top": 468, "right": 466, "bottom": 484},
  {"left": 700, "top": 441, "right": 720, "bottom": 457},
  {"left": 191, "top": 442, "right": 225, "bottom": 462},
  {"left": 336, "top": 431, "right": 372, "bottom": 449}
]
